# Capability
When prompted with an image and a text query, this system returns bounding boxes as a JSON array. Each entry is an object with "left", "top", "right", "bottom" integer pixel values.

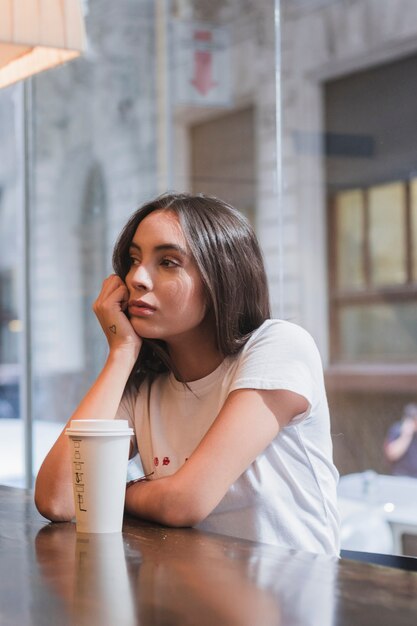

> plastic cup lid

[
  {"left": 66, "top": 419, "right": 133, "bottom": 436},
  {"left": 70, "top": 419, "right": 130, "bottom": 430}
]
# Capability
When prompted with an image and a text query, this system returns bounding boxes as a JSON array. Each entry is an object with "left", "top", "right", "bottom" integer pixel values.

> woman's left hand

[{"left": 93, "top": 274, "right": 143, "bottom": 360}]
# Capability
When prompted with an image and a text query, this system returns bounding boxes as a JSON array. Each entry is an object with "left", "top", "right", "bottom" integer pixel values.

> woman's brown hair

[{"left": 112, "top": 192, "right": 271, "bottom": 389}]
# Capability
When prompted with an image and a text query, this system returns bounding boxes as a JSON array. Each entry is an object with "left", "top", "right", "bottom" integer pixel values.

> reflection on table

[
  {"left": 34, "top": 522, "right": 333, "bottom": 625},
  {"left": 1, "top": 485, "right": 417, "bottom": 625}
]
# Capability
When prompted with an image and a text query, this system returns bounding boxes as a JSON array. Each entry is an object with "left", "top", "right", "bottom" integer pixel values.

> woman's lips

[{"left": 128, "top": 301, "right": 156, "bottom": 317}]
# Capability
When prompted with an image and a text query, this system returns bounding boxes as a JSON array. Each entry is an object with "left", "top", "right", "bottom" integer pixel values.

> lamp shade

[{"left": 0, "top": 0, "right": 86, "bottom": 89}]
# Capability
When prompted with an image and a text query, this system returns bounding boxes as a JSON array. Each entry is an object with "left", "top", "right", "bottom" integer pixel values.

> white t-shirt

[{"left": 117, "top": 320, "right": 340, "bottom": 555}]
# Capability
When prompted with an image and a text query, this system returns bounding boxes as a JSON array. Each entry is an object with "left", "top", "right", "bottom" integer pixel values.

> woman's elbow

[
  {"left": 159, "top": 489, "right": 209, "bottom": 528},
  {"left": 34, "top": 487, "right": 73, "bottom": 523}
]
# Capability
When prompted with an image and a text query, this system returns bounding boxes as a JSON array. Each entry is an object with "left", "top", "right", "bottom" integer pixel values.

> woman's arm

[
  {"left": 125, "top": 386, "right": 308, "bottom": 527},
  {"left": 34, "top": 275, "right": 141, "bottom": 522}
]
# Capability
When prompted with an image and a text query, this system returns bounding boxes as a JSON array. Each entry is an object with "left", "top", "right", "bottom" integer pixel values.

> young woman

[{"left": 35, "top": 193, "right": 340, "bottom": 555}]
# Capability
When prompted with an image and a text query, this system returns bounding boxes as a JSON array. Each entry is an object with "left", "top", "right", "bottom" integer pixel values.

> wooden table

[{"left": 1, "top": 485, "right": 416, "bottom": 625}]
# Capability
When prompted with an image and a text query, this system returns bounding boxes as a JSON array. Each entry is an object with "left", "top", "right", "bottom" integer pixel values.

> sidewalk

[{"left": 0, "top": 419, "right": 63, "bottom": 487}]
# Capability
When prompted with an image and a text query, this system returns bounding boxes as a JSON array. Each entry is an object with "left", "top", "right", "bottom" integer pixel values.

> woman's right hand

[{"left": 93, "top": 274, "right": 142, "bottom": 359}]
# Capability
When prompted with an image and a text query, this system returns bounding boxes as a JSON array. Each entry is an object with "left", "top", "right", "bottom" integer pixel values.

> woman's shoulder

[
  {"left": 245, "top": 319, "right": 318, "bottom": 351},
  {"left": 226, "top": 319, "right": 323, "bottom": 405},
  {"left": 236, "top": 319, "right": 323, "bottom": 377}
]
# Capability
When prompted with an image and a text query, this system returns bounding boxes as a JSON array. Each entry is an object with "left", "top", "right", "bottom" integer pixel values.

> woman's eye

[
  {"left": 161, "top": 258, "right": 179, "bottom": 268},
  {"left": 129, "top": 256, "right": 140, "bottom": 266}
]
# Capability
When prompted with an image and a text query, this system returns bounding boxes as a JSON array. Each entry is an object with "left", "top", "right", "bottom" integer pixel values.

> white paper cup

[{"left": 66, "top": 419, "right": 134, "bottom": 533}]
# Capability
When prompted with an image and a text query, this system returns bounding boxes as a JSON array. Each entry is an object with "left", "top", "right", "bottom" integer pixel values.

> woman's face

[{"left": 125, "top": 210, "right": 209, "bottom": 345}]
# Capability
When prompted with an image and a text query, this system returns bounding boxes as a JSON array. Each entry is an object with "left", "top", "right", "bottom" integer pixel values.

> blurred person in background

[{"left": 384, "top": 403, "right": 417, "bottom": 478}]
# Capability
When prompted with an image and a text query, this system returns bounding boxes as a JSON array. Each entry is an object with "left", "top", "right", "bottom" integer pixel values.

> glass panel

[
  {"left": 410, "top": 178, "right": 417, "bottom": 281},
  {"left": 30, "top": 0, "right": 279, "bottom": 482},
  {"left": 368, "top": 182, "right": 406, "bottom": 286},
  {"left": 283, "top": 1, "right": 417, "bottom": 557},
  {"left": 339, "top": 302, "right": 417, "bottom": 363},
  {"left": 5, "top": 0, "right": 416, "bottom": 561},
  {"left": 31, "top": 2, "right": 158, "bottom": 474},
  {"left": 335, "top": 189, "right": 365, "bottom": 289},
  {"left": 0, "top": 85, "right": 23, "bottom": 487}
]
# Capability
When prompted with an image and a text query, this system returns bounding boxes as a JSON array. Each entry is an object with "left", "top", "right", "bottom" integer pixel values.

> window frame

[{"left": 326, "top": 177, "right": 417, "bottom": 392}]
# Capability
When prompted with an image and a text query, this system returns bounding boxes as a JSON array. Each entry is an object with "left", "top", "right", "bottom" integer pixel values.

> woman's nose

[{"left": 129, "top": 264, "right": 153, "bottom": 291}]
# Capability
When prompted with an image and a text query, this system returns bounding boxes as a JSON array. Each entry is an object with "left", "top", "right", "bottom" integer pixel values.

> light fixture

[{"left": 0, "top": 0, "right": 86, "bottom": 89}]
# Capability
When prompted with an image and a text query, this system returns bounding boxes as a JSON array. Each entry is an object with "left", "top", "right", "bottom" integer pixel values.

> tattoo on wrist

[{"left": 109, "top": 325, "right": 117, "bottom": 334}]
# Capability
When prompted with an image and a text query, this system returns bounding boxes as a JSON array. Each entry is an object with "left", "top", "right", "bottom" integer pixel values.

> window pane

[
  {"left": 368, "top": 182, "right": 406, "bottom": 286},
  {"left": 30, "top": 1, "right": 279, "bottom": 481},
  {"left": 410, "top": 178, "right": 417, "bottom": 281},
  {"left": 0, "top": 86, "right": 23, "bottom": 487},
  {"left": 339, "top": 302, "right": 417, "bottom": 362},
  {"left": 286, "top": 1, "right": 417, "bottom": 559},
  {"left": 335, "top": 189, "right": 365, "bottom": 289}
]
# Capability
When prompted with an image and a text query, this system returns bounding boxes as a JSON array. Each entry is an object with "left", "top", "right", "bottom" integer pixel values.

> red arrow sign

[{"left": 190, "top": 50, "right": 217, "bottom": 96}]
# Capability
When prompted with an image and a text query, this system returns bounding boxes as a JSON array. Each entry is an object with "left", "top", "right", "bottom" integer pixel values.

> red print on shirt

[
  {"left": 153, "top": 457, "right": 159, "bottom": 467},
  {"left": 162, "top": 456, "right": 170, "bottom": 466}
]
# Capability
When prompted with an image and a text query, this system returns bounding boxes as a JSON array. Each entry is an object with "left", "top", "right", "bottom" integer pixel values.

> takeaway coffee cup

[{"left": 66, "top": 419, "right": 134, "bottom": 533}]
